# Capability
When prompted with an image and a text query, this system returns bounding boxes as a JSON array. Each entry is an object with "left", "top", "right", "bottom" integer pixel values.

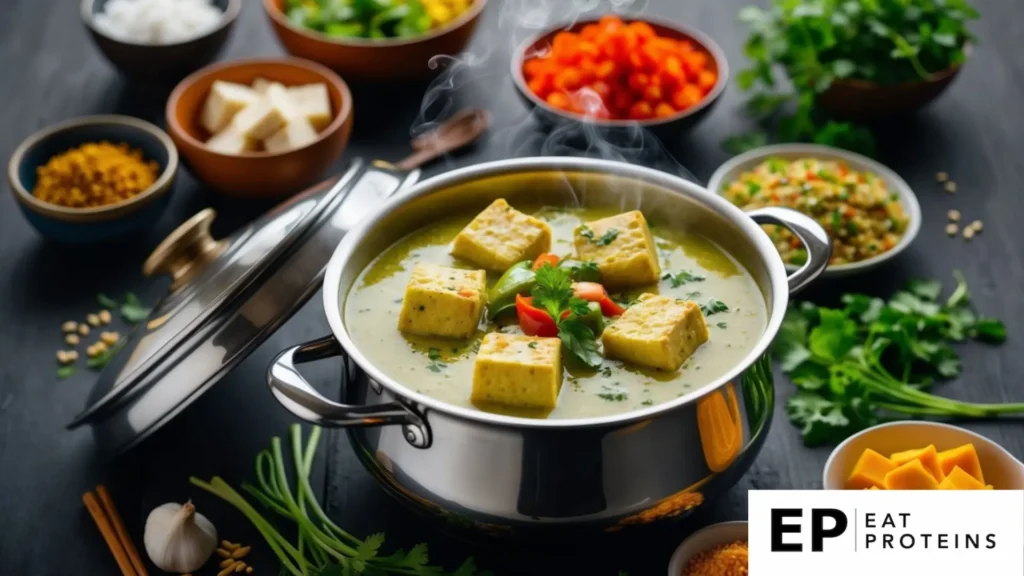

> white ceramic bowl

[
  {"left": 667, "top": 520, "right": 748, "bottom": 576},
  {"left": 823, "top": 421, "right": 1024, "bottom": 490},
  {"left": 706, "top": 143, "right": 922, "bottom": 278}
]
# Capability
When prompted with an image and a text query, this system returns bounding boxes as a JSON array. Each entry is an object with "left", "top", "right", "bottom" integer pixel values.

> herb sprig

[
  {"left": 729, "top": 0, "right": 979, "bottom": 155},
  {"left": 774, "top": 272, "right": 1020, "bottom": 446},
  {"left": 532, "top": 264, "right": 603, "bottom": 368},
  {"left": 191, "top": 425, "right": 488, "bottom": 576}
]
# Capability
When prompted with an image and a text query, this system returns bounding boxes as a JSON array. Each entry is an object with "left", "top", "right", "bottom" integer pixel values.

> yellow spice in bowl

[
  {"left": 683, "top": 540, "right": 748, "bottom": 576},
  {"left": 723, "top": 157, "right": 908, "bottom": 266},
  {"left": 32, "top": 141, "right": 160, "bottom": 208}
]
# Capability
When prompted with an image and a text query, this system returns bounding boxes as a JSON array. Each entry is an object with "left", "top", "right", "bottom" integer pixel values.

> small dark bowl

[
  {"left": 8, "top": 115, "right": 178, "bottom": 244},
  {"left": 81, "top": 0, "right": 241, "bottom": 82},
  {"left": 511, "top": 15, "right": 729, "bottom": 138},
  {"left": 818, "top": 54, "right": 966, "bottom": 120}
]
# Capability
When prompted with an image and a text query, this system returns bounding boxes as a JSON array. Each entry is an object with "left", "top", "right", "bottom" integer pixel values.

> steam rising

[{"left": 410, "top": 0, "right": 696, "bottom": 195}]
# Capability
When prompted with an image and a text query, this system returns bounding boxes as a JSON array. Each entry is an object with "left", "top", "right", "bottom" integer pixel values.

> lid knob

[{"left": 144, "top": 208, "right": 227, "bottom": 291}]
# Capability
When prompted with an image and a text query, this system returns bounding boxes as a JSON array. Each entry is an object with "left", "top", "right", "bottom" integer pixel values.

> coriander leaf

[
  {"left": 352, "top": 533, "right": 385, "bottom": 571},
  {"left": 96, "top": 293, "right": 118, "bottom": 309},
  {"left": 568, "top": 297, "right": 591, "bottom": 318},
  {"left": 400, "top": 543, "right": 430, "bottom": 568},
  {"left": 120, "top": 292, "right": 151, "bottom": 323},
  {"left": 427, "top": 347, "right": 441, "bottom": 361},
  {"left": 946, "top": 269, "right": 970, "bottom": 307},
  {"left": 722, "top": 132, "right": 768, "bottom": 154},
  {"left": 808, "top": 308, "right": 857, "bottom": 362},
  {"left": 559, "top": 319, "right": 603, "bottom": 369},
  {"left": 578, "top": 225, "right": 595, "bottom": 241},
  {"left": 594, "top": 229, "right": 619, "bottom": 246},
  {"left": 700, "top": 298, "right": 729, "bottom": 316},
  {"left": 558, "top": 259, "right": 601, "bottom": 282},
  {"left": 662, "top": 270, "right": 706, "bottom": 288},
  {"left": 907, "top": 279, "right": 942, "bottom": 301},
  {"left": 790, "top": 362, "right": 829, "bottom": 391},
  {"left": 717, "top": 321, "right": 728, "bottom": 329},
  {"left": 532, "top": 264, "right": 574, "bottom": 321},
  {"left": 832, "top": 59, "right": 856, "bottom": 78},
  {"left": 56, "top": 365, "right": 76, "bottom": 380},
  {"left": 451, "top": 558, "right": 482, "bottom": 576},
  {"left": 974, "top": 318, "right": 1007, "bottom": 343},
  {"left": 598, "top": 392, "right": 628, "bottom": 401},
  {"left": 744, "top": 92, "right": 791, "bottom": 120}
]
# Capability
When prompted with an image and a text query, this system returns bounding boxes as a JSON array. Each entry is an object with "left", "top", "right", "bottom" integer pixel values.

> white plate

[
  {"left": 666, "top": 520, "right": 748, "bottom": 576},
  {"left": 823, "top": 421, "right": 1024, "bottom": 490},
  {"left": 706, "top": 143, "right": 922, "bottom": 278}
]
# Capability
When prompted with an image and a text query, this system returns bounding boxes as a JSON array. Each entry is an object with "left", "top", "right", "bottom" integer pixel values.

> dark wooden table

[{"left": 2, "top": 1, "right": 1023, "bottom": 574}]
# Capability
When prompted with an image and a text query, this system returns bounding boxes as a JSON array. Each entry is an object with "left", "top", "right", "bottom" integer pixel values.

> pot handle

[
  {"left": 748, "top": 206, "right": 832, "bottom": 294},
  {"left": 267, "top": 335, "right": 431, "bottom": 448}
]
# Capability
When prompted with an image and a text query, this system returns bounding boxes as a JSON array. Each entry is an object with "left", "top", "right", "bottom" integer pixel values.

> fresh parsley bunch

[
  {"left": 728, "top": 0, "right": 979, "bottom": 155},
  {"left": 532, "top": 264, "right": 604, "bottom": 368},
  {"left": 774, "top": 272, "right": 1020, "bottom": 446}
]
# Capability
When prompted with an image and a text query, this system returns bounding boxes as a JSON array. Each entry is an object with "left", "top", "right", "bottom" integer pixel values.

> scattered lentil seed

[
  {"left": 936, "top": 171, "right": 949, "bottom": 182},
  {"left": 945, "top": 181, "right": 957, "bottom": 193},
  {"left": 65, "top": 334, "right": 80, "bottom": 346},
  {"left": 62, "top": 321, "right": 78, "bottom": 333},
  {"left": 78, "top": 324, "right": 90, "bottom": 336},
  {"left": 220, "top": 558, "right": 236, "bottom": 568},
  {"left": 947, "top": 209, "right": 961, "bottom": 222},
  {"left": 246, "top": 568, "right": 253, "bottom": 575},
  {"left": 66, "top": 350, "right": 79, "bottom": 361},
  {"left": 963, "top": 228, "right": 975, "bottom": 240},
  {"left": 100, "top": 331, "right": 120, "bottom": 346},
  {"left": 57, "top": 351, "right": 71, "bottom": 364},
  {"left": 87, "top": 342, "right": 108, "bottom": 358},
  {"left": 87, "top": 313, "right": 101, "bottom": 327},
  {"left": 970, "top": 220, "right": 983, "bottom": 232},
  {"left": 98, "top": 309, "right": 112, "bottom": 324},
  {"left": 221, "top": 541, "right": 239, "bottom": 551},
  {"left": 945, "top": 223, "right": 959, "bottom": 236},
  {"left": 216, "top": 548, "right": 232, "bottom": 559},
  {"left": 234, "top": 563, "right": 246, "bottom": 573},
  {"left": 231, "top": 546, "right": 251, "bottom": 559},
  {"left": 217, "top": 563, "right": 238, "bottom": 576}
]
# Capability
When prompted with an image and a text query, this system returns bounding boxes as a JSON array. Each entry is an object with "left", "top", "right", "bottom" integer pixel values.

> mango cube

[
  {"left": 938, "top": 466, "right": 989, "bottom": 490},
  {"left": 601, "top": 293, "right": 709, "bottom": 371},
  {"left": 397, "top": 263, "right": 485, "bottom": 339},
  {"left": 450, "top": 199, "right": 551, "bottom": 272},
  {"left": 890, "top": 445, "right": 945, "bottom": 482},
  {"left": 883, "top": 459, "right": 940, "bottom": 490},
  {"left": 846, "top": 448, "right": 896, "bottom": 490},
  {"left": 471, "top": 334, "right": 562, "bottom": 411},
  {"left": 573, "top": 211, "right": 660, "bottom": 288},
  {"left": 938, "top": 444, "right": 985, "bottom": 484}
]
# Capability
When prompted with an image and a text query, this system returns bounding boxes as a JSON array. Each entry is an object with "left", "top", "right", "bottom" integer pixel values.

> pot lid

[{"left": 68, "top": 158, "right": 419, "bottom": 457}]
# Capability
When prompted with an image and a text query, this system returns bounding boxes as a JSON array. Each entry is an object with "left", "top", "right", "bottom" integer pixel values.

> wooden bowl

[
  {"left": 818, "top": 61, "right": 964, "bottom": 120},
  {"left": 510, "top": 15, "right": 729, "bottom": 139},
  {"left": 166, "top": 58, "right": 354, "bottom": 198},
  {"left": 8, "top": 115, "right": 178, "bottom": 244},
  {"left": 262, "top": 0, "right": 486, "bottom": 82},
  {"left": 81, "top": 0, "right": 241, "bottom": 82}
]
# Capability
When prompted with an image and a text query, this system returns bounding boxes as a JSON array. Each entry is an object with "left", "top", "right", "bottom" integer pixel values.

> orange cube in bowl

[
  {"left": 628, "top": 101, "right": 653, "bottom": 120},
  {"left": 627, "top": 21, "right": 656, "bottom": 40},
  {"left": 883, "top": 459, "right": 940, "bottom": 490},
  {"left": 890, "top": 445, "right": 945, "bottom": 482},
  {"left": 846, "top": 449, "right": 897, "bottom": 490},
  {"left": 937, "top": 444, "right": 985, "bottom": 484},
  {"left": 697, "top": 70, "right": 718, "bottom": 92},
  {"left": 654, "top": 102, "right": 676, "bottom": 118},
  {"left": 938, "top": 466, "right": 988, "bottom": 490}
]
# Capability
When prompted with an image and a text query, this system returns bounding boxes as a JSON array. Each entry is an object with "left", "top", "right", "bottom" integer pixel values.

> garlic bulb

[{"left": 144, "top": 501, "right": 218, "bottom": 573}]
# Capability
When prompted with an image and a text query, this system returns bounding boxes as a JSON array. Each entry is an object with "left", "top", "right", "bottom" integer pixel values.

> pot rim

[{"left": 321, "top": 157, "right": 790, "bottom": 429}]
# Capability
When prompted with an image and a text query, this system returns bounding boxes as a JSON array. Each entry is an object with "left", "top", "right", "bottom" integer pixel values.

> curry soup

[{"left": 344, "top": 206, "right": 767, "bottom": 419}]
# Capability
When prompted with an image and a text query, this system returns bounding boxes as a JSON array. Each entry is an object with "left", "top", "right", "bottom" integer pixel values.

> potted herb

[{"left": 728, "top": 0, "right": 979, "bottom": 155}]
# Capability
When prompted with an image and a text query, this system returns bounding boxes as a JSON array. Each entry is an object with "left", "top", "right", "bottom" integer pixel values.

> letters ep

[{"left": 771, "top": 508, "right": 849, "bottom": 552}]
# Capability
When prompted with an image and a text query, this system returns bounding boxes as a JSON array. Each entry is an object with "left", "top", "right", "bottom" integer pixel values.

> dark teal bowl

[{"left": 8, "top": 115, "right": 178, "bottom": 244}]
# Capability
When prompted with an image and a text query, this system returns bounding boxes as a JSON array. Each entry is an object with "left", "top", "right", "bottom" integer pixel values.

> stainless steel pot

[{"left": 266, "top": 157, "right": 831, "bottom": 532}]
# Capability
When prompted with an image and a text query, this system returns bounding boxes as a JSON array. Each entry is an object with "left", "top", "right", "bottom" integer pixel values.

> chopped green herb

[
  {"left": 120, "top": 292, "right": 150, "bottom": 323},
  {"left": 662, "top": 270, "right": 706, "bottom": 288},
  {"left": 717, "top": 322, "right": 728, "bottom": 329},
  {"left": 427, "top": 347, "right": 441, "bottom": 361},
  {"left": 598, "top": 392, "right": 628, "bottom": 402},
  {"left": 56, "top": 365, "right": 76, "bottom": 380},
  {"left": 527, "top": 341, "right": 538, "bottom": 349},
  {"left": 641, "top": 399, "right": 654, "bottom": 406},
  {"left": 87, "top": 339, "right": 125, "bottom": 369},
  {"left": 426, "top": 362, "right": 447, "bottom": 373},
  {"left": 599, "top": 366, "right": 613, "bottom": 377},
  {"left": 532, "top": 265, "right": 603, "bottom": 368},
  {"left": 96, "top": 293, "right": 118, "bottom": 309},
  {"left": 700, "top": 299, "right": 729, "bottom": 316}
]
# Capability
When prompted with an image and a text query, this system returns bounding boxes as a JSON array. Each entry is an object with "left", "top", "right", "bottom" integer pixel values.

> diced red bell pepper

[
  {"left": 572, "top": 282, "right": 625, "bottom": 317},
  {"left": 531, "top": 253, "right": 561, "bottom": 271},
  {"left": 515, "top": 294, "right": 559, "bottom": 337}
]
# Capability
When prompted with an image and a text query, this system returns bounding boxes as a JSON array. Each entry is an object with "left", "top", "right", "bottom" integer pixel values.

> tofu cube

[
  {"left": 200, "top": 80, "right": 259, "bottom": 134},
  {"left": 471, "top": 333, "right": 562, "bottom": 411},
  {"left": 205, "top": 125, "right": 257, "bottom": 155},
  {"left": 573, "top": 211, "right": 661, "bottom": 288},
  {"left": 251, "top": 77, "right": 284, "bottom": 95},
  {"left": 450, "top": 199, "right": 552, "bottom": 272},
  {"left": 287, "top": 83, "right": 333, "bottom": 130},
  {"left": 263, "top": 117, "right": 319, "bottom": 154},
  {"left": 398, "top": 263, "right": 486, "bottom": 338},
  {"left": 601, "top": 293, "right": 708, "bottom": 371},
  {"left": 232, "top": 84, "right": 297, "bottom": 141}
]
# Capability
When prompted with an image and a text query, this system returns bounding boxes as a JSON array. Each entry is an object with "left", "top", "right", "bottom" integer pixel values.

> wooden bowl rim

[
  {"left": 510, "top": 14, "right": 730, "bottom": 128},
  {"left": 80, "top": 0, "right": 243, "bottom": 48},
  {"left": 7, "top": 114, "right": 179, "bottom": 222},
  {"left": 165, "top": 57, "right": 354, "bottom": 160},
  {"left": 262, "top": 0, "right": 487, "bottom": 47}
]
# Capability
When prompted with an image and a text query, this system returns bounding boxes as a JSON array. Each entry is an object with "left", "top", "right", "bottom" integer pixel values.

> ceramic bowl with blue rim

[{"left": 8, "top": 115, "right": 178, "bottom": 244}]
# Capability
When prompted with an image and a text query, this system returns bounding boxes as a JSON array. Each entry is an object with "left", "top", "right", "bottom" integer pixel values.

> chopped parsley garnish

[
  {"left": 426, "top": 347, "right": 446, "bottom": 372},
  {"left": 701, "top": 298, "right": 729, "bottom": 316},
  {"left": 96, "top": 293, "right": 118, "bottom": 309},
  {"left": 120, "top": 292, "right": 150, "bottom": 323},
  {"left": 599, "top": 366, "right": 612, "bottom": 377},
  {"left": 662, "top": 270, "right": 706, "bottom": 288},
  {"left": 579, "top": 225, "right": 619, "bottom": 246},
  {"left": 532, "top": 264, "right": 602, "bottom": 368},
  {"left": 641, "top": 399, "right": 654, "bottom": 406},
  {"left": 598, "top": 392, "right": 628, "bottom": 402},
  {"left": 528, "top": 341, "right": 538, "bottom": 349},
  {"left": 56, "top": 365, "right": 76, "bottom": 380},
  {"left": 428, "top": 347, "right": 441, "bottom": 361},
  {"left": 717, "top": 321, "right": 728, "bottom": 329}
]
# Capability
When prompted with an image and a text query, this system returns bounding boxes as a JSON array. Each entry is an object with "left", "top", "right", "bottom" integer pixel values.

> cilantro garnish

[
  {"left": 700, "top": 298, "right": 729, "bottom": 316},
  {"left": 532, "top": 264, "right": 603, "bottom": 368},
  {"left": 662, "top": 270, "right": 706, "bottom": 288},
  {"left": 579, "top": 225, "right": 619, "bottom": 246},
  {"left": 775, "top": 272, "right": 1019, "bottom": 447}
]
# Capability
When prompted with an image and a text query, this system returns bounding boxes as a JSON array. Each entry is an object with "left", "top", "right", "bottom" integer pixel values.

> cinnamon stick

[
  {"left": 83, "top": 491, "right": 137, "bottom": 576},
  {"left": 96, "top": 485, "right": 149, "bottom": 576}
]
